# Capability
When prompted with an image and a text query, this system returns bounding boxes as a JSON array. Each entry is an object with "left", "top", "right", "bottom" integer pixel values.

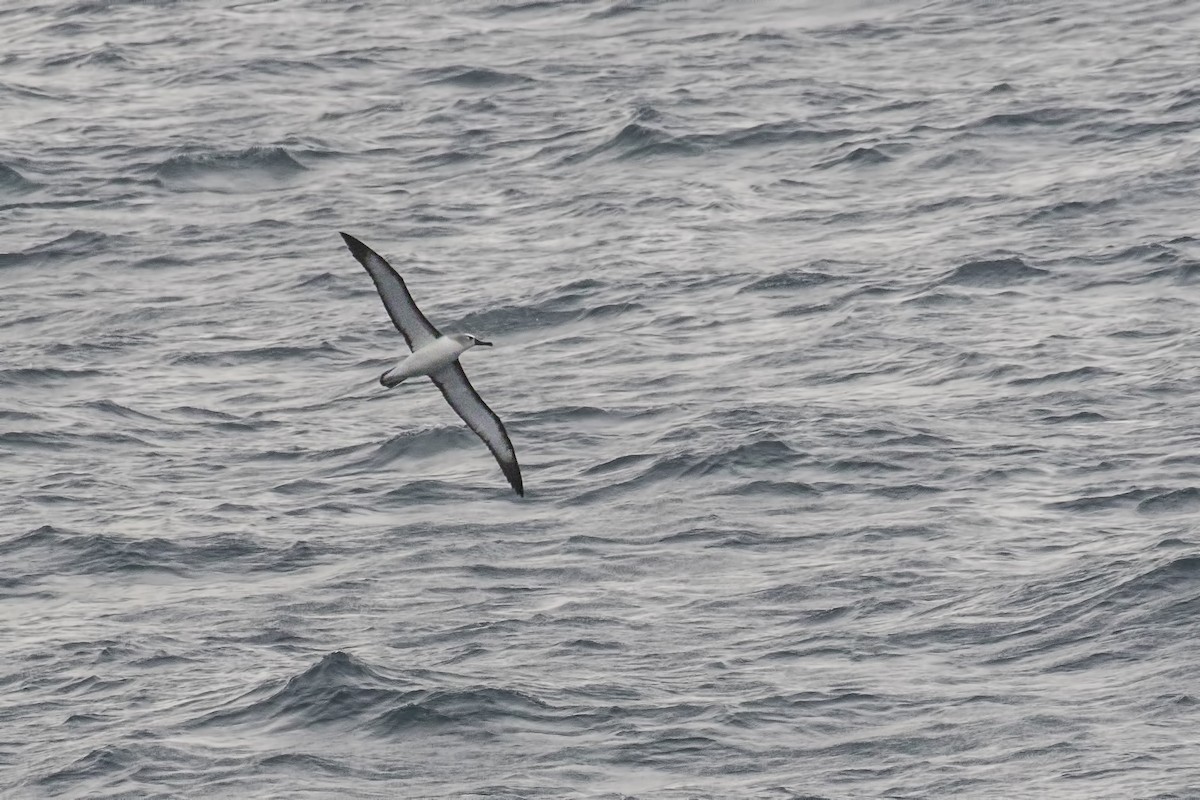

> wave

[
  {"left": 970, "top": 107, "right": 1091, "bottom": 129},
  {"left": 415, "top": 66, "right": 534, "bottom": 88},
  {"left": 154, "top": 146, "right": 308, "bottom": 193},
  {"left": 814, "top": 145, "right": 894, "bottom": 169},
  {"left": 130, "top": 254, "right": 190, "bottom": 270},
  {"left": 38, "top": 744, "right": 137, "bottom": 788},
  {"left": 0, "top": 526, "right": 184, "bottom": 577},
  {"left": 737, "top": 268, "right": 840, "bottom": 294},
  {"left": 568, "top": 121, "right": 702, "bottom": 163},
  {"left": 79, "top": 398, "right": 163, "bottom": 422},
  {"left": 0, "top": 366, "right": 105, "bottom": 387},
  {"left": 984, "top": 554, "right": 1200, "bottom": 669},
  {"left": 586, "top": 1, "right": 656, "bottom": 20},
  {"left": 1037, "top": 410, "right": 1107, "bottom": 424},
  {"left": 719, "top": 479, "right": 820, "bottom": 497},
  {"left": 44, "top": 43, "right": 133, "bottom": 69},
  {"left": 325, "top": 427, "right": 480, "bottom": 477},
  {"left": 192, "top": 651, "right": 564, "bottom": 737},
  {"left": 1, "top": 526, "right": 325, "bottom": 578},
  {"left": 170, "top": 341, "right": 345, "bottom": 367},
  {"left": 453, "top": 293, "right": 643, "bottom": 334},
  {"left": 917, "top": 148, "right": 991, "bottom": 170},
  {"left": 368, "top": 686, "right": 555, "bottom": 735},
  {"left": 0, "top": 163, "right": 39, "bottom": 195},
  {"left": 1008, "top": 366, "right": 1110, "bottom": 386},
  {"left": 484, "top": 0, "right": 561, "bottom": 15},
  {"left": 1021, "top": 198, "right": 1117, "bottom": 225},
  {"left": 583, "top": 452, "right": 656, "bottom": 475},
  {"left": 939, "top": 256, "right": 1049, "bottom": 287},
  {"left": 318, "top": 101, "right": 406, "bottom": 123},
  {"left": 565, "top": 110, "right": 855, "bottom": 163},
  {"left": 0, "top": 428, "right": 154, "bottom": 453},
  {"left": 570, "top": 437, "right": 808, "bottom": 504},
  {"left": 1137, "top": 487, "right": 1200, "bottom": 515},
  {"left": 0, "top": 230, "right": 117, "bottom": 270}
]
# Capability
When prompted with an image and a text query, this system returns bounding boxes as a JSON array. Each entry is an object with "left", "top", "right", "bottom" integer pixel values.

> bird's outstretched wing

[
  {"left": 430, "top": 363, "right": 523, "bottom": 496},
  {"left": 340, "top": 232, "right": 440, "bottom": 351}
]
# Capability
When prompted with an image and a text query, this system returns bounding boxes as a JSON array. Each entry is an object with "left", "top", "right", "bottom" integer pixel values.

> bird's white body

[{"left": 382, "top": 334, "right": 472, "bottom": 387}]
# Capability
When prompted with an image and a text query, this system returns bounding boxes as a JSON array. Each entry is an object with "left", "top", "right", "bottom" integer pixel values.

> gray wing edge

[
  {"left": 430, "top": 363, "right": 524, "bottom": 497},
  {"left": 339, "top": 232, "right": 441, "bottom": 350}
]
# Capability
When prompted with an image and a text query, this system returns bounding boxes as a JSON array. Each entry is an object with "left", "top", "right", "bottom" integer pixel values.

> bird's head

[{"left": 452, "top": 333, "right": 493, "bottom": 348}]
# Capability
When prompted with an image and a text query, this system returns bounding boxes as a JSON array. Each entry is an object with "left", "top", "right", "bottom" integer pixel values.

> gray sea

[{"left": 4, "top": 0, "right": 1200, "bottom": 797}]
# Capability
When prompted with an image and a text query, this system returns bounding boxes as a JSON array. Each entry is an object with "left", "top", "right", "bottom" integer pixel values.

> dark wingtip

[
  {"left": 506, "top": 466, "right": 524, "bottom": 497},
  {"left": 339, "top": 232, "right": 371, "bottom": 261}
]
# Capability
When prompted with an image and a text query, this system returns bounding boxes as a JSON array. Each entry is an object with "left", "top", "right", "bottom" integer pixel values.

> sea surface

[{"left": 3, "top": 1, "right": 1200, "bottom": 797}]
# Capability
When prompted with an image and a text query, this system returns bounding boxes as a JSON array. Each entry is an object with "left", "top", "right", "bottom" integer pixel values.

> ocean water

[{"left": 3, "top": 0, "right": 1200, "bottom": 797}]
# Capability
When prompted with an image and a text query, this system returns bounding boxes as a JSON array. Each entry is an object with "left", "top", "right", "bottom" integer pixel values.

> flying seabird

[{"left": 340, "top": 232, "right": 523, "bottom": 497}]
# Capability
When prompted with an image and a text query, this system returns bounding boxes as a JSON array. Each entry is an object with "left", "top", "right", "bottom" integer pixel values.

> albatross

[{"left": 340, "top": 232, "right": 523, "bottom": 497}]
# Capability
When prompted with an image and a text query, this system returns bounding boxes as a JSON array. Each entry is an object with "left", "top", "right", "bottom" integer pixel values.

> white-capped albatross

[{"left": 340, "top": 232, "right": 523, "bottom": 497}]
